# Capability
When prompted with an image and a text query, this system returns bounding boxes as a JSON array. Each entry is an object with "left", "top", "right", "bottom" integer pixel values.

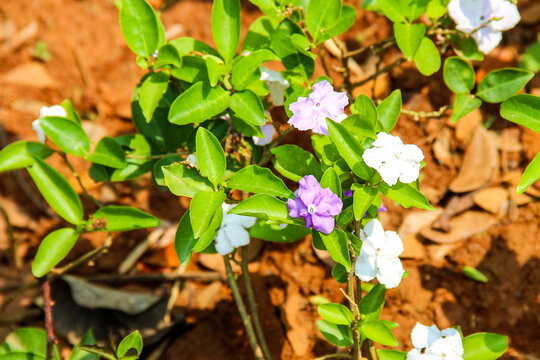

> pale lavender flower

[
  {"left": 287, "top": 175, "right": 343, "bottom": 234},
  {"left": 288, "top": 80, "right": 348, "bottom": 135}
]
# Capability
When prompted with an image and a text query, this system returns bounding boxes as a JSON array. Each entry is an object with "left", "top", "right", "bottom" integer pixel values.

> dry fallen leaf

[
  {"left": 432, "top": 127, "right": 453, "bottom": 166},
  {"left": 1, "top": 62, "right": 57, "bottom": 88},
  {"left": 454, "top": 108, "right": 482, "bottom": 142},
  {"left": 473, "top": 187, "right": 509, "bottom": 214},
  {"left": 449, "top": 126, "right": 498, "bottom": 193},
  {"left": 420, "top": 211, "right": 497, "bottom": 244},
  {"left": 428, "top": 243, "right": 463, "bottom": 266}
]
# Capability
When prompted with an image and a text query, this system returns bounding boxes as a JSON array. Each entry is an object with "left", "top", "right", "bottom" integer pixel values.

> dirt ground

[{"left": 0, "top": 0, "right": 539, "bottom": 359}]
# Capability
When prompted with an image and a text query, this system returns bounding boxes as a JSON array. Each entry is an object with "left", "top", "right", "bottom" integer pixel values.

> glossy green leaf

[
  {"left": 444, "top": 56, "right": 475, "bottom": 93},
  {"left": 0, "top": 328, "right": 60, "bottom": 360},
  {"left": 196, "top": 126, "right": 226, "bottom": 186},
  {"left": 426, "top": 0, "right": 447, "bottom": 19},
  {"left": 27, "top": 158, "right": 83, "bottom": 224},
  {"left": 270, "top": 19, "right": 314, "bottom": 79},
  {"left": 413, "top": 36, "right": 441, "bottom": 76},
  {"left": 305, "top": 0, "right": 341, "bottom": 42},
  {"left": 85, "top": 137, "right": 127, "bottom": 169},
  {"left": 162, "top": 163, "right": 214, "bottom": 197},
  {"left": 317, "top": 319, "right": 354, "bottom": 347},
  {"left": 520, "top": 42, "right": 540, "bottom": 73},
  {"left": 271, "top": 145, "right": 323, "bottom": 182},
  {"left": 377, "top": 89, "right": 402, "bottom": 132},
  {"left": 377, "top": 0, "right": 405, "bottom": 22},
  {"left": 120, "top": 0, "right": 164, "bottom": 57},
  {"left": 231, "top": 49, "right": 279, "bottom": 90},
  {"left": 189, "top": 191, "right": 226, "bottom": 238},
  {"left": 517, "top": 152, "right": 540, "bottom": 194},
  {"left": 359, "top": 283, "right": 386, "bottom": 321},
  {"left": 353, "top": 186, "right": 378, "bottom": 220},
  {"left": 379, "top": 182, "right": 434, "bottom": 211},
  {"left": 169, "top": 37, "right": 219, "bottom": 57},
  {"left": 327, "top": 119, "right": 372, "bottom": 180},
  {"left": 117, "top": 331, "right": 143, "bottom": 359},
  {"left": 320, "top": 167, "right": 342, "bottom": 199},
  {"left": 318, "top": 228, "right": 351, "bottom": 270},
  {"left": 89, "top": 206, "right": 160, "bottom": 231},
  {"left": 32, "top": 228, "right": 78, "bottom": 277},
  {"left": 248, "top": 0, "right": 278, "bottom": 17},
  {"left": 318, "top": 303, "right": 354, "bottom": 325},
  {"left": 377, "top": 350, "right": 407, "bottom": 360},
  {"left": 312, "top": 135, "right": 341, "bottom": 166},
  {"left": 331, "top": 263, "right": 348, "bottom": 283},
  {"left": 153, "top": 155, "right": 186, "bottom": 186},
  {"left": 204, "top": 55, "right": 226, "bottom": 87},
  {"left": 325, "top": 5, "right": 357, "bottom": 39},
  {"left": 249, "top": 220, "right": 309, "bottom": 242},
  {"left": 40, "top": 116, "right": 90, "bottom": 156},
  {"left": 463, "top": 265, "right": 488, "bottom": 283},
  {"left": 451, "top": 93, "right": 482, "bottom": 122},
  {"left": 342, "top": 115, "right": 377, "bottom": 139},
  {"left": 463, "top": 333, "right": 508, "bottom": 360},
  {"left": 500, "top": 94, "right": 540, "bottom": 133},
  {"left": 0, "top": 141, "right": 53, "bottom": 173},
  {"left": 476, "top": 68, "right": 534, "bottom": 103},
  {"left": 154, "top": 43, "right": 182, "bottom": 69},
  {"left": 168, "top": 82, "right": 230, "bottom": 125},
  {"left": 69, "top": 331, "right": 99, "bottom": 360},
  {"left": 243, "top": 16, "right": 279, "bottom": 52},
  {"left": 450, "top": 33, "right": 484, "bottom": 61},
  {"left": 211, "top": 0, "right": 241, "bottom": 62},
  {"left": 60, "top": 100, "right": 81, "bottom": 124},
  {"left": 361, "top": 320, "right": 398, "bottom": 346},
  {"left": 139, "top": 71, "right": 169, "bottom": 122},
  {"left": 404, "top": 0, "right": 430, "bottom": 21},
  {"left": 230, "top": 90, "right": 265, "bottom": 126},
  {"left": 394, "top": 23, "right": 425, "bottom": 60},
  {"left": 351, "top": 95, "right": 378, "bottom": 128},
  {"left": 175, "top": 210, "right": 197, "bottom": 266},
  {"left": 228, "top": 194, "right": 303, "bottom": 225},
  {"left": 228, "top": 165, "right": 293, "bottom": 198}
]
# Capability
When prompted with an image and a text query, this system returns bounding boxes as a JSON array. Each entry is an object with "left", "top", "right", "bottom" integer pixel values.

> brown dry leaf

[
  {"left": 1, "top": 62, "right": 58, "bottom": 88},
  {"left": 454, "top": 108, "right": 482, "bottom": 142},
  {"left": 398, "top": 209, "right": 444, "bottom": 239},
  {"left": 498, "top": 128, "right": 522, "bottom": 153},
  {"left": 428, "top": 243, "right": 464, "bottom": 266},
  {"left": 449, "top": 126, "right": 498, "bottom": 193},
  {"left": 433, "top": 192, "right": 476, "bottom": 231},
  {"left": 313, "top": 245, "right": 335, "bottom": 267},
  {"left": 193, "top": 281, "right": 222, "bottom": 310},
  {"left": 402, "top": 235, "right": 427, "bottom": 259},
  {"left": 280, "top": 291, "right": 312, "bottom": 357},
  {"left": 420, "top": 211, "right": 497, "bottom": 244},
  {"left": 473, "top": 187, "right": 509, "bottom": 214},
  {"left": 433, "top": 127, "right": 453, "bottom": 165}
]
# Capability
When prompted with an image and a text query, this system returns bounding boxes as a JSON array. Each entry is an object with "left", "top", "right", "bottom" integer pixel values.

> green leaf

[
  {"left": 327, "top": 119, "right": 372, "bottom": 180},
  {"left": 394, "top": 23, "right": 425, "bottom": 60},
  {"left": 331, "top": 263, "right": 348, "bottom": 283},
  {"left": 248, "top": 0, "right": 278, "bottom": 17},
  {"left": 250, "top": 220, "right": 308, "bottom": 242},
  {"left": 317, "top": 319, "right": 353, "bottom": 347},
  {"left": 163, "top": 163, "right": 214, "bottom": 197},
  {"left": 379, "top": 182, "right": 434, "bottom": 211},
  {"left": 444, "top": 56, "right": 475, "bottom": 93},
  {"left": 120, "top": 0, "right": 164, "bottom": 57},
  {"left": 204, "top": 55, "right": 226, "bottom": 87},
  {"left": 40, "top": 117, "right": 90, "bottom": 156},
  {"left": 139, "top": 71, "right": 169, "bottom": 122},
  {"left": 377, "top": 0, "right": 406, "bottom": 22},
  {"left": 520, "top": 42, "right": 540, "bottom": 73},
  {"left": 174, "top": 210, "right": 197, "bottom": 266},
  {"left": 211, "top": 0, "right": 241, "bottom": 62},
  {"left": 342, "top": 115, "right": 377, "bottom": 139},
  {"left": 70, "top": 331, "right": 99, "bottom": 360},
  {"left": 377, "top": 89, "right": 402, "bottom": 132},
  {"left": 32, "top": 228, "right": 78, "bottom": 277},
  {"left": 403, "top": 0, "right": 430, "bottom": 21},
  {"left": 413, "top": 37, "right": 441, "bottom": 76},
  {"left": 451, "top": 93, "right": 482, "bottom": 123},
  {"left": 169, "top": 37, "right": 219, "bottom": 57},
  {"left": 196, "top": 126, "right": 226, "bottom": 186},
  {"left": 154, "top": 43, "right": 182, "bottom": 69},
  {"left": 228, "top": 165, "right": 293, "bottom": 198},
  {"left": 377, "top": 350, "right": 407, "bottom": 360},
  {"left": 168, "top": 82, "right": 230, "bottom": 125},
  {"left": 462, "top": 265, "right": 488, "bottom": 283},
  {"left": 463, "top": 333, "right": 508, "bottom": 360},
  {"left": 517, "top": 152, "right": 540, "bottom": 194},
  {"left": 353, "top": 186, "right": 378, "bottom": 220},
  {"left": 271, "top": 145, "right": 323, "bottom": 182},
  {"left": 426, "top": 0, "right": 447, "bottom": 19},
  {"left": 351, "top": 95, "right": 378, "bottom": 128},
  {"left": 231, "top": 49, "right": 279, "bottom": 90},
  {"left": 243, "top": 16, "right": 279, "bottom": 52},
  {"left": 318, "top": 303, "right": 353, "bottom": 325},
  {"left": 359, "top": 283, "right": 386, "bottom": 321},
  {"left": 192, "top": 205, "right": 223, "bottom": 252},
  {"left": 85, "top": 137, "right": 127, "bottom": 169},
  {"left": 60, "top": 100, "right": 82, "bottom": 125},
  {"left": 361, "top": 321, "right": 398, "bottom": 346},
  {"left": 318, "top": 228, "right": 351, "bottom": 270},
  {"left": 305, "top": 0, "right": 341, "bottom": 42},
  {"left": 450, "top": 33, "right": 484, "bottom": 61},
  {"left": 476, "top": 68, "right": 534, "bottom": 103},
  {"left": 230, "top": 90, "right": 265, "bottom": 126},
  {"left": 320, "top": 168, "right": 342, "bottom": 199},
  {"left": 500, "top": 94, "right": 540, "bottom": 133},
  {"left": 27, "top": 158, "right": 83, "bottom": 224},
  {"left": 325, "top": 5, "right": 357, "bottom": 39},
  {"left": 89, "top": 206, "right": 160, "bottom": 231},
  {"left": 0, "top": 141, "right": 53, "bottom": 173},
  {"left": 189, "top": 191, "right": 226, "bottom": 238},
  {"left": 270, "top": 19, "right": 314, "bottom": 79},
  {"left": 312, "top": 135, "right": 341, "bottom": 166},
  {"left": 117, "top": 331, "right": 143, "bottom": 359},
  {"left": 228, "top": 194, "right": 303, "bottom": 225},
  {"left": 0, "top": 328, "right": 60, "bottom": 360}
]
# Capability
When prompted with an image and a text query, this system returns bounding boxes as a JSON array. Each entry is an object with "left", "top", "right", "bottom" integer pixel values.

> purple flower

[
  {"left": 287, "top": 175, "right": 343, "bottom": 234},
  {"left": 288, "top": 80, "right": 348, "bottom": 135},
  {"left": 344, "top": 189, "right": 353, "bottom": 197}
]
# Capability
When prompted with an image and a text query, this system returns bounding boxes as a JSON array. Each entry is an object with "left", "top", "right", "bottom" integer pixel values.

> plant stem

[
  {"left": 125, "top": 151, "right": 188, "bottom": 160},
  {"left": 41, "top": 278, "right": 55, "bottom": 360},
  {"left": 60, "top": 152, "right": 102, "bottom": 207},
  {"left": 223, "top": 255, "right": 265, "bottom": 360},
  {"left": 241, "top": 247, "right": 272, "bottom": 360},
  {"left": 400, "top": 105, "right": 450, "bottom": 120},
  {"left": 347, "top": 224, "right": 361, "bottom": 360},
  {"left": 315, "top": 353, "right": 353, "bottom": 360}
]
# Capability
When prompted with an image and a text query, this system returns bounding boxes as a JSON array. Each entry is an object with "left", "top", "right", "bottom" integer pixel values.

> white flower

[
  {"left": 354, "top": 219, "right": 404, "bottom": 289},
  {"left": 260, "top": 65, "right": 289, "bottom": 106},
  {"left": 448, "top": 0, "right": 520, "bottom": 54},
  {"left": 32, "top": 105, "right": 67, "bottom": 144},
  {"left": 407, "top": 323, "right": 464, "bottom": 360},
  {"left": 214, "top": 203, "right": 256, "bottom": 255},
  {"left": 362, "top": 132, "right": 424, "bottom": 186},
  {"left": 186, "top": 153, "right": 198, "bottom": 168},
  {"left": 253, "top": 124, "right": 276, "bottom": 146}
]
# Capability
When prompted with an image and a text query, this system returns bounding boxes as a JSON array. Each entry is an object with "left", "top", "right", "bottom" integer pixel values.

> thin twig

[
  {"left": 59, "top": 152, "right": 102, "bottom": 208},
  {"left": 400, "top": 105, "right": 450, "bottom": 120},
  {"left": 85, "top": 271, "right": 224, "bottom": 283},
  {"left": 52, "top": 233, "right": 113, "bottom": 276},
  {"left": 344, "top": 38, "right": 395, "bottom": 59},
  {"left": 350, "top": 58, "right": 405, "bottom": 89},
  {"left": 41, "top": 279, "right": 55, "bottom": 360},
  {"left": 164, "top": 266, "right": 184, "bottom": 324},
  {"left": 314, "top": 353, "right": 354, "bottom": 360},
  {"left": 223, "top": 255, "right": 264, "bottom": 360},
  {"left": 241, "top": 246, "right": 272, "bottom": 360},
  {"left": 125, "top": 151, "right": 188, "bottom": 160}
]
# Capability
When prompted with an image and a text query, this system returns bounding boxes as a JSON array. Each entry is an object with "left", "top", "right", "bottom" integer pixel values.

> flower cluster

[
  {"left": 215, "top": 203, "right": 256, "bottom": 255},
  {"left": 355, "top": 219, "right": 404, "bottom": 289},
  {"left": 448, "top": 0, "right": 520, "bottom": 54},
  {"left": 362, "top": 132, "right": 424, "bottom": 186},
  {"left": 287, "top": 175, "right": 343, "bottom": 234},
  {"left": 407, "top": 323, "right": 464, "bottom": 360},
  {"left": 288, "top": 80, "right": 348, "bottom": 136},
  {"left": 32, "top": 105, "right": 67, "bottom": 144}
]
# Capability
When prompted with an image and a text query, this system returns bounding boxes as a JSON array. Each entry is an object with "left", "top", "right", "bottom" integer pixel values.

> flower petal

[
  {"left": 381, "top": 231, "right": 404, "bottom": 257},
  {"left": 215, "top": 228, "right": 234, "bottom": 255},
  {"left": 376, "top": 255, "right": 404, "bottom": 289},
  {"left": 225, "top": 223, "right": 251, "bottom": 247},
  {"left": 411, "top": 323, "right": 442, "bottom": 349},
  {"left": 355, "top": 252, "right": 377, "bottom": 282},
  {"left": 311, "top": 214, "right": 335, "bottom": 234}
]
